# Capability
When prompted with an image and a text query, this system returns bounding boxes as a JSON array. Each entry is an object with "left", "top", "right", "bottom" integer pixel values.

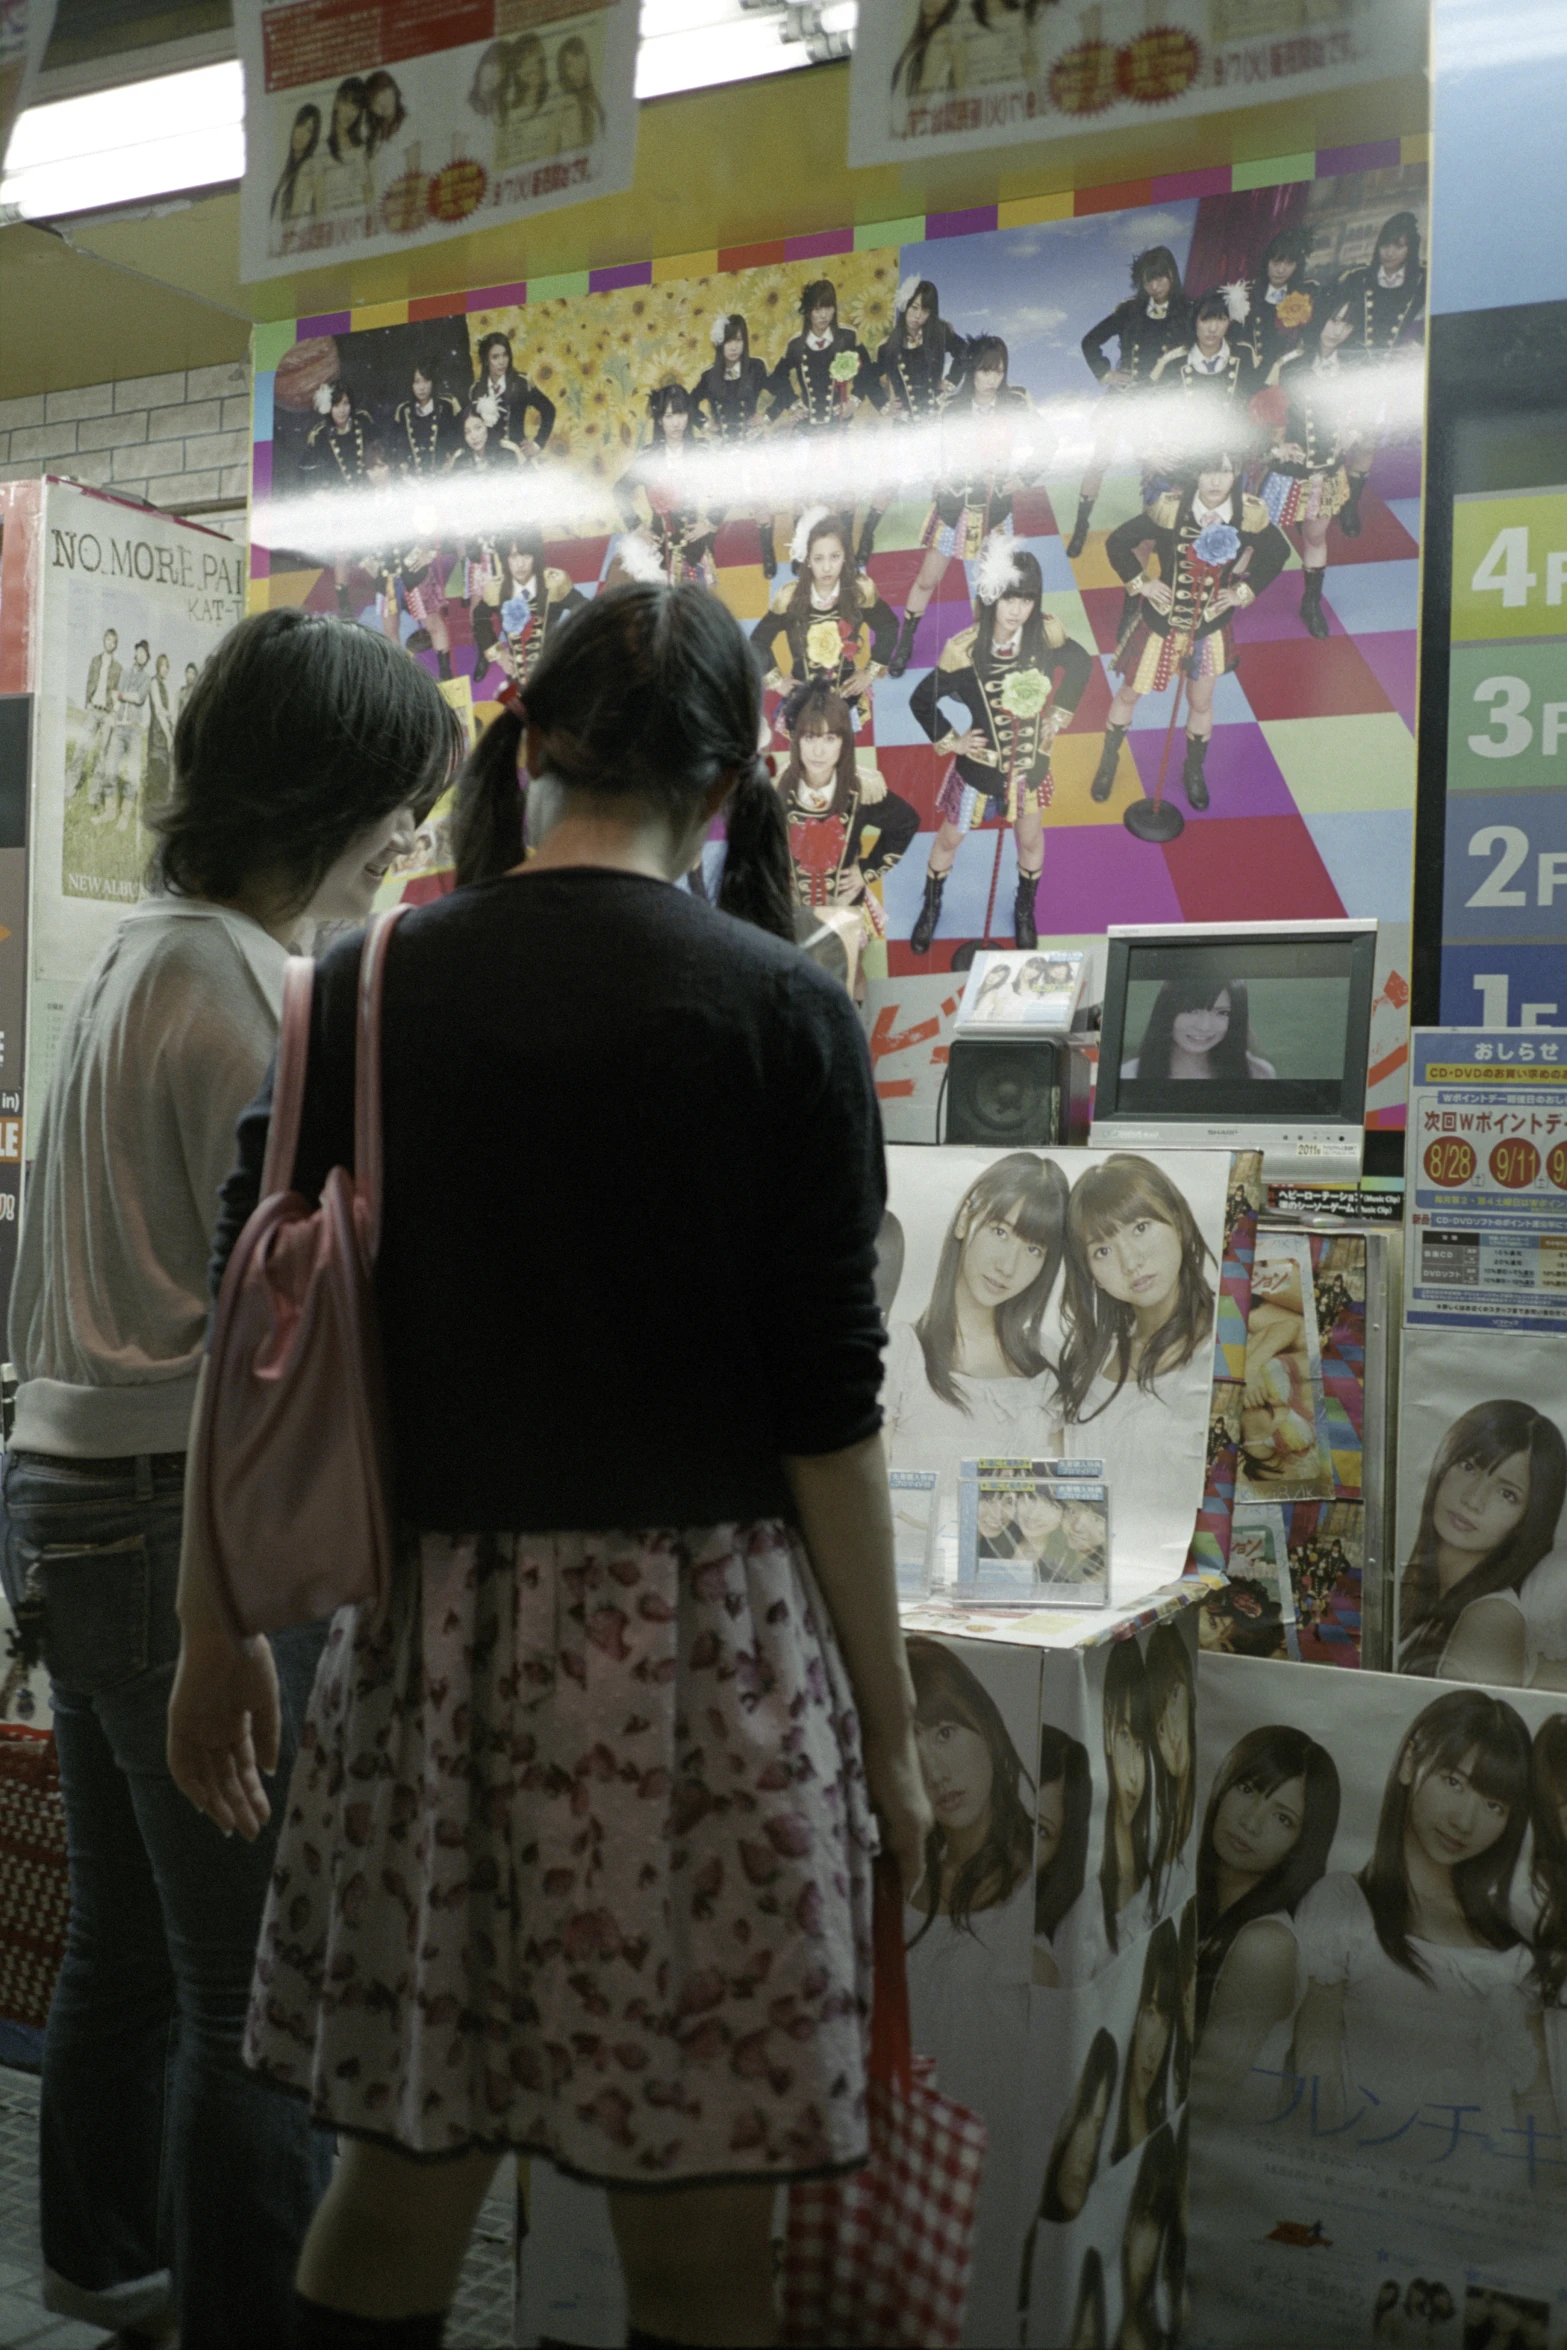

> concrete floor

[{"left": 0, "top": 2066, "right": 518, "bottom": 2349}]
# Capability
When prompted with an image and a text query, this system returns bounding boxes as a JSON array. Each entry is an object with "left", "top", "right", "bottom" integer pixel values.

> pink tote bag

[{"left": 189, "top": 905, "right": 405, "bottom": 1639}]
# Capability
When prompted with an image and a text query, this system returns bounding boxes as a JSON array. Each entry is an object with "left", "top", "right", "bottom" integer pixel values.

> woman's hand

[
  {"left": 843, "top": 666, "right": 875, "bottom": 704},
  {"left": 1141, "top": 577, "right": 1175, "bottom": 615},
  {"left": 166, "top": 1629, "right": 280, "bottom": 1841},
  {"left": 862, "top": 1724, "right": 933, "bottom": 1901},
  {"left": 1104, "top": 367, "right": 1133, "bottom": 389},
  {"left": 1275, "top": 439, "right": 1307, "bottom": 463},
  {"left": 952, "top": 726, "right": 993, "bottom": 761},
  {"left": 833, "top": 863, "right": 867, "bottom": 903}
]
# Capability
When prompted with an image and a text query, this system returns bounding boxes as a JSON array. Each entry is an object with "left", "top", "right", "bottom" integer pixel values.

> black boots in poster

[
  {"left": 888, "top": 608, "right": 920, "bottom": 678},
  {"left": 1091, "top": 722, "right": 1127, "bottom": 802},
  {"left": 910, "top": 869, "right": 945, "bottom": 954},
  {"left": 1014, "top": 868, "right": 1041, "bottom": 950},
  {"left": 1300, "top": 569, "right": 1330, "bottom": 639},
  {"left": 1065, "top": 496, "right": 1095, "bottom": 560},
  {"left": 1182, "top": 733, "right": 1210, "bottom": 811}
]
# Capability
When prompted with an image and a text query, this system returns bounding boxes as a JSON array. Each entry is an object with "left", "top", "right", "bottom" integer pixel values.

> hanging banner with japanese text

[
  {"left": 847, "top": 0, "right": 1425, "bottom": 169},
  {"left": 237, "top": 0, "right": 639, "bottom": 284}
]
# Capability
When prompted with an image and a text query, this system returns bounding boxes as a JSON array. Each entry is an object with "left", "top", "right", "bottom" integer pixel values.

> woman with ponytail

[{"left": 175, "top": 581, "right": 928, "bottom": 2350}]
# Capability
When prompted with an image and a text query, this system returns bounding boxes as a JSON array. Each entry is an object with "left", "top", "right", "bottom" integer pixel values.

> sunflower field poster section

[
  {"left": 237, "top": 0, "right": 639, "bottom": 281},
  {"left": 247, "top": 147, "right": 1427, "bottom": 1127},
  {"left": 1188, "top": 1652, "right": 1567, "bottom": 2350}
]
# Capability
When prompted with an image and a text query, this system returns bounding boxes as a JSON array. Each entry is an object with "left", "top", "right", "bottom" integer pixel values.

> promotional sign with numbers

[{"left": 1405, "top": 1025, "right": 1567, "bottom": 1330}]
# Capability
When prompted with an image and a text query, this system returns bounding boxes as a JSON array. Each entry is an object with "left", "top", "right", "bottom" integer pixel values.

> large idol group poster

[
  {"left": 1189, "top": 1652, "right": 1567, "bottom": 2346},
  {"left": 247, "top": 153, "right": 1426, "bottom": 1126}
]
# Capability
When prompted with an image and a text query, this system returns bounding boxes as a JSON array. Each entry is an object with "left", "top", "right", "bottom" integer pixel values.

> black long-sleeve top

[
  {"left": 467, "top": 368, "right": 557, "bottom": 449},
  {"left": 689, "top": 356, "right": 769, "bottom": 442},
  {"left": 1332, "top": 265, "right": 1427, "bottom": 355},
  {"left": 911, "top": 617, "right": 1092, "bottom": 799},
  {"left": 1104, "top": 490, "right": 1291, "bottom": 639},
  {"left": 751, "top": 577, "right": 899, "bottom": 700},
  {"left": 875, "top": 323, "right": 967, "bottom": 416},
  {"left": 211, "top": 873, "right": 888, "bottom": 1533},
  {"left": 764, "top": 329, "right": 885, "bottom": 429},
  {"left": 1080, "top": 296, "right": 1191, "bottom": 386}
]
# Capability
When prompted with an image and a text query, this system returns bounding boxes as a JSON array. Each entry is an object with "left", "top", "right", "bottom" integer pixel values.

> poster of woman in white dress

[
  {"left": 1394, "top": 1327, "right": 1567, "bottom": 1690},
  {"left": 880, "top": 1144, "right": 1228, "bottom": 1601},
  {"left": 1189, "top": 1656, "right": 1567, "bottom": 2348}
]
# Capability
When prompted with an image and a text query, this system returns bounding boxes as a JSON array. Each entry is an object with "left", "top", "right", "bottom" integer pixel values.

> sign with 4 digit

[{"left": 1452, "top": 490, "right": 1567, "bottom": 640}]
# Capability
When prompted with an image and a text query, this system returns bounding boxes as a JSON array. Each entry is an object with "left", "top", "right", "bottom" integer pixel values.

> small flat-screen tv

[{"left": 1090, "top": 919, "right": 1379, "bottom": 1182}]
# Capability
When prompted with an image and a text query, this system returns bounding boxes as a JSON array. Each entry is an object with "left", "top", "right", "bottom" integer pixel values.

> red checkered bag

[
  {"left": 0, "top": 1723, "right": 69, "bottom": 2030},
  {"left": 782, "top": 1855, "right": 987, "bottom": 2348}
]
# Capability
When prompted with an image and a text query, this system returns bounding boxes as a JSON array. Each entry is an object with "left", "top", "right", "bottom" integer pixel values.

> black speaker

[{"left": 944, "top": 1035, "right": 1094, "bottom": 1147}]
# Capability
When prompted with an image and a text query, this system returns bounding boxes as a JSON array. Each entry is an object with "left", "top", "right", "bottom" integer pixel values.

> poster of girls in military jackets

[{"left": 247, "top": 155, "right": 1428, "bottom": 1129}]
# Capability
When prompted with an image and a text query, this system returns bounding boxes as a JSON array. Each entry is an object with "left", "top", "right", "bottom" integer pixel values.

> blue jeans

[{"left": 3, "top": 1449, "right": 334, "bottom": 2350}]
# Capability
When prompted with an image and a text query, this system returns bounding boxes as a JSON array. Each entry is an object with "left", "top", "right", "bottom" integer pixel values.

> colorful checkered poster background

[{"left": 247, "top": 142, "right": 1427, "bottom": 1124}]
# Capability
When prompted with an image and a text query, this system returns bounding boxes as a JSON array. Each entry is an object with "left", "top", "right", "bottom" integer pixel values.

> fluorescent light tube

[{"left": 2, "top": 59, "right": 244, "bottom": 218}]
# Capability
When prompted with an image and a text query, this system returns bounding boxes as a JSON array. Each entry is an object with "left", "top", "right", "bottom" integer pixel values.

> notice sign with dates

[{"left": 1405, "top": 1026, "right": 1567, "bottom": 1330}]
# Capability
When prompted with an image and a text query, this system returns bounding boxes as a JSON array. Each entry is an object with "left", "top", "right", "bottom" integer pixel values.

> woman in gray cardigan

[{"left": 5, "top": 609, "right": 456, "bottom": 2350}]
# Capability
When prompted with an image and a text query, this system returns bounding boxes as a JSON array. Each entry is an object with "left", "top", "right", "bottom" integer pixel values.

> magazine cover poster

[
  {"left": 237, "top": 0, "right": 639, "bottom": 281},
  {"left": 1188, "top": 1653, "right": 1567, "bottom": 2348},
  {"left": 882, "top": 1143, "right": 1227, "bottom": 1602},
  {"left": 1394, "top": 1324, "right": 1567, "bottom": 1690},
  {"left": 30, "top": 489, "right": 245, "bottom": 1141},
  {"left": 248, "top": 160, "right": 1426, "bottom": 1121},
  {"left": 848, "top": 0, "right": 1425, "bottom": 168}
]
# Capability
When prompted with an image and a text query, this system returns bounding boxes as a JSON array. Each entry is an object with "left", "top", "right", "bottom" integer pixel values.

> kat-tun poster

[{"left": 248, "top": 148, "right": 1427, "bottom": 1123}]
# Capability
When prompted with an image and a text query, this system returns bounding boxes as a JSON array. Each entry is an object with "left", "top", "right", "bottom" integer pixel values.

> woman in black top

[
  {"left": 858, "top": 276, "right": 967, "bottom": 563},
  {"left": 690, "top": 312, "right": 777, "bottom": 576},
  {"left": 170, "top": 585, "right": 929, "bottom": 2350}
]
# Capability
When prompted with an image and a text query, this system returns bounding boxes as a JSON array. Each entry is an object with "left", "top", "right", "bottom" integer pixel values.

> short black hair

[
  {"left": 150, "top": 608, "right": 458, "bottom": 912},
  {"left": 133, "top": 640, "right": 150, "bottom": 657},
  {"left": 801, "top": 278, "right": 837, "bottom": 320},
  {"left": 1194, "top": 292, "right": 1231, "bottom": 326},
  {"left": 1133, "top": 245, "right": 1182, "bottom": 293},
  {"left": 1262, "top": 226, "right": 1309, "bottom": 270},
  {"left": 1376, "top": 211, "right": 1421, "bottom": 266}
]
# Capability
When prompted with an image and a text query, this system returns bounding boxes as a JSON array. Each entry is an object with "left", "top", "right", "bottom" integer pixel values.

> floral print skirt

[{"left": 244, "top": 1521, "right": 875, "bottom": 2187}]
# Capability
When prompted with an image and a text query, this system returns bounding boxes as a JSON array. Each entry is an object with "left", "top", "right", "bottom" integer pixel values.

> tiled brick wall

[{"left": 0, "top": 361, "right": 252, "bottom": 513}]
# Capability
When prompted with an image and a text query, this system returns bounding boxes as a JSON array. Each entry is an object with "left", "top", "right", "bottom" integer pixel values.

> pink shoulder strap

[
  {"left": 354, "top": 903, "right": 408, "bottom": 1258},
  {"left": 260, "top": 958, "right": 315, "bottom": 1200}
]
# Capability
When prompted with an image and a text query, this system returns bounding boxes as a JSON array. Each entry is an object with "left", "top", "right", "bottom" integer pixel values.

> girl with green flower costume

[{"left": 907, "top": 541, "right": 1092, "bottom": 954}]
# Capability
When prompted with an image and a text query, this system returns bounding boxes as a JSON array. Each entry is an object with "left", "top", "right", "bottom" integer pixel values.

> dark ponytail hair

[
  {"left": 716, "top": 770, "right": 794, "bottom": 941},
  {"left": 452, "top": 582, "right": 793, "bottom": 935}
]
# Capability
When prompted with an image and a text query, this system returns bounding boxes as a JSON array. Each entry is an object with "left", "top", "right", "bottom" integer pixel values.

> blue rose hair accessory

[{"left": 1192, "top": 522, "right": 1241, "bottom": 567}]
